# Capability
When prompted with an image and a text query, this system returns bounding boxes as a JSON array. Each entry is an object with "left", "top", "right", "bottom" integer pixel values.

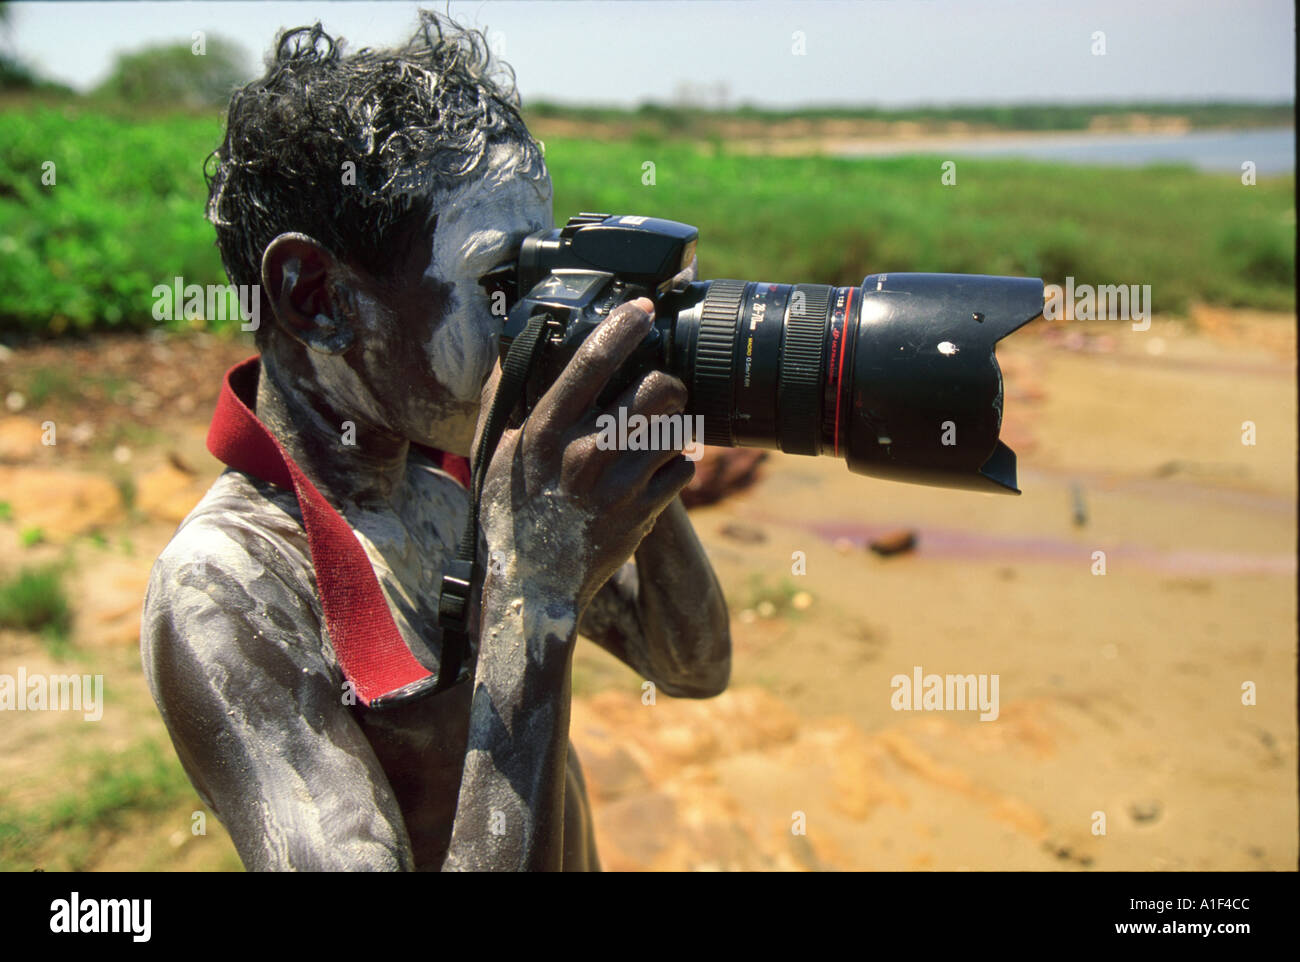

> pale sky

[{"left": 4, "top": 0, "right": 1295, "bottom": 108}]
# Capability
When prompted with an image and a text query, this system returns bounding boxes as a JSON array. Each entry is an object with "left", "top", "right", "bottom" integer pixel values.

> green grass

[
  {"left": 0, "top": 564, "right": 71, "bottom": 641},
  {"left": 548, "top": 139, "right": 1295, "bottom": 314},
  {"left": 13, "top": 365, "right": 134, "bottom": 407},
  {"left": 20, "top": 365, "right": 77, "bottom": 405},
  {"left": 0, "top": 104, "right": 1293, "bottom": 336},
  {"left": 733, "top": 574, "right": 810, "bottom": 619},
  {"left": 0, "top": 739, "right": 197, "bottom": 870}
]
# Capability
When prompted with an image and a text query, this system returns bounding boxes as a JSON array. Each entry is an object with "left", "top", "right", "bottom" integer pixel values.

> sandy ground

[
  {"left": 525, "top": 112, "right": 1212, "bottom": 160},
  {"left": 0, "top": 306, "right": 1294, "bottom": 871}
]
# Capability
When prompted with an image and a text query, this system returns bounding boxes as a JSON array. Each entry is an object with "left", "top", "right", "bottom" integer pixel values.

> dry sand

[{"left": 0, "top": 308, "right": 1294, "bottom": 870}]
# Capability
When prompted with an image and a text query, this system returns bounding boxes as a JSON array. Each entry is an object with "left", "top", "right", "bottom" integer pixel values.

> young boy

[{"left": 141, "top": 12, "right": 730, "bottom": 871}]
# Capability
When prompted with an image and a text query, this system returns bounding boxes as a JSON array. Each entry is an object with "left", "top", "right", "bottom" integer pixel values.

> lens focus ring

[
  {"left": 693, "top": 280, "right": 746, "bottom": 446},
  {"left": 779, "top": 284, "right": 829, "bottom": 456}
]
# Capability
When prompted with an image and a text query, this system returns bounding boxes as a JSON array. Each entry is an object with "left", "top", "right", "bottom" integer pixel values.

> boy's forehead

[{"left": 429, "top": 144, "right": 553, "bottom": 269}]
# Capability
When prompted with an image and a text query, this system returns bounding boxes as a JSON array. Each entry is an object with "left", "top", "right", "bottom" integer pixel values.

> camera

[{"left": 496, "top": 213, "right": 1044, "bottom": 494}]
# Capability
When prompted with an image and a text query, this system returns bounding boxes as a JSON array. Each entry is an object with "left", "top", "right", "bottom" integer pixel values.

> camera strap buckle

[{"left": 437, "top": 559, "right": 475, "bottom": 633}]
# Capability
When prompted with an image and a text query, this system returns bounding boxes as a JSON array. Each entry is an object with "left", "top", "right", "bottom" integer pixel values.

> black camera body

[
  {"left": 500, "top": 213, "right": 1043, "bottom": 494},
  {"left": 499, "top": 213, "right": 698, "bottom": 410}
]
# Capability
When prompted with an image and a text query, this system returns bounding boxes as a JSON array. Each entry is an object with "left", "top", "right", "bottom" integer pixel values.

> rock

[
  {"left": 0, "top": 416, "right": 45, "bottom": 462},
  {"left": 166, "top": 451, "right": 197, "bottom": 475},
  {"left": 135, "top": 463, "right": 206, "bottom": 524},
  {"left": 869, "top": 529, "right": 917, "bottom": 556},
  {"left": 719, "top": 522, "right": 766, "bottom": 544},
  {"left": 76, "top": 562, "right": 152, "bottom": 647},
  {"left": 591, "top": 791, "right": 679, "bottom": 871},
  {"left": 1071, "top": 482, "right": 1088, "bottom": 527},
  {"left": 574, "top": 742, "right": 651, "bottom": 803},
  {"left": 1129, "top": 800, "right": 1162, "bottom": 824},
  {"left": 681, "top": 447, "right": 766, "bottom": 508},
  {"left": 0, "top": 466, "right": 124, "bottom": 541}
]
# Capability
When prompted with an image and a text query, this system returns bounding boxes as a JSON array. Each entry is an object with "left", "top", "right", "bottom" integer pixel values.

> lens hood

[{"left": 844, "top": 273, "right": 1043, "bottom": 494}]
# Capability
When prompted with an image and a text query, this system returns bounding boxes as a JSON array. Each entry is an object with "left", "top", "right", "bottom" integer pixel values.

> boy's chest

[
  {"left": 339, "top": 467, "right": 469, "bottom": 668},
  {"left": 336, "top": 473, "right": 479, "bottom": 866}
]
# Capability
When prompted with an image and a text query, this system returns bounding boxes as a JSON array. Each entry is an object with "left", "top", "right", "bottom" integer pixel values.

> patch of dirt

[{"left": 1, "top": 310, "right": 1295, "bottom": 871}]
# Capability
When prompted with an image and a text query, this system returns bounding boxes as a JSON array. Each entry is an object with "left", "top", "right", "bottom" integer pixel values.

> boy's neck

[{"left": 254, "top": 349, "right": 410, "bottom": 508}]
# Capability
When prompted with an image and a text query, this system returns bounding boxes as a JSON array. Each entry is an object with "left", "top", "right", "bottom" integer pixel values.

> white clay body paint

[
  {"left": 304, "top": 307, "right": 397, "bottom": 429},
  {"left": 424, "top": 141, "right": 553, "bottom": 404}
]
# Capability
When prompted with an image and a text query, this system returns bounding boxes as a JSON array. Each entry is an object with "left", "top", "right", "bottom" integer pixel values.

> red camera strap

[{"left": 206, "top": 356, "right": 471, "bottom": 707}]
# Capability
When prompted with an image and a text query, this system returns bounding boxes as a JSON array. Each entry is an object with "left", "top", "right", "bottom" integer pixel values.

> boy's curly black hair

[{"left": 205, "top": 10, "right": 545, "bottom": 310}]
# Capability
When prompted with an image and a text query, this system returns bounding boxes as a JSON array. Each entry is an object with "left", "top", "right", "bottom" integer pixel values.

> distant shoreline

[
  {"left": 522, "top": 103, "right": 1295, "bottom": 144},
  {"left": 804, "top": 125, "right": 1294, "bottom": 154}
]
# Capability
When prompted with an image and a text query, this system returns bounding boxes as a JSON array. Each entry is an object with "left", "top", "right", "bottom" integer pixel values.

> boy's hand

[{"left": 473, "top": 297, "right": 695, "bottom": 617}]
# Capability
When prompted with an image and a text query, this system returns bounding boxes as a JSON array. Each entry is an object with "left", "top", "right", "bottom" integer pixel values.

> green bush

[
  {"left": 0, "top": 106, "right": 228, "bottom": 334},
  {"left": 0, "top": 565, "right": 71, "bottom": 638},
  {"left": 0, "top": 104, "right": 1293, "bottom": 337}
]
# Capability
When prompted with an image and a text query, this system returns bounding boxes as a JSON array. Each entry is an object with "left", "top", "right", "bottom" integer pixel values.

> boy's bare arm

[
  {"left": 446, "top": 299, "right": 698, "bottom": 869},
  {"left": 142, "top": 529, "right": 418, "bottom": 871},
  {"left": 579, "top": 500, "right": 731, "bottom": 697},
  {"left": 571, "top": 250, "right": 731, "bottom": 698}
]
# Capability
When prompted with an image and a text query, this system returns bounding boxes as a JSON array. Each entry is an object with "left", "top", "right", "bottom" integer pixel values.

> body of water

[{"left": 834, "top": 126, "right": 1295, "bottom": 175}]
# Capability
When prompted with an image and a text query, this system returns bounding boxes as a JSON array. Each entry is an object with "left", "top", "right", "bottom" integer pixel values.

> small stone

[
  {"left": 112, "top": 444, "right": 132, "bottom": 464},
  {"left": 1129, "top": 800, "right": 1162, "bottom": 824},
  {"left": 5, "top": 391, "right": 25, "bottom": 412},
  {"left": 0, "top": 416, "right": 43, "bottom": 461},
  {"left": 0, "top": 466, "right": 125, "bottom": 540},
  {"left": 869, "top": 529, "right": 917, "bottom": 557},
  {"left": 719, "top": 522, "right": 766, "bottom": 544},
  {"left": 756, "top": 601, "right": 776, "bottom": 619},
  {"left": 136, "top": 464, "right": 204, "bottom": 523},
  {"left": 791, "top": 591, "right": 812, "bottom": 610}
]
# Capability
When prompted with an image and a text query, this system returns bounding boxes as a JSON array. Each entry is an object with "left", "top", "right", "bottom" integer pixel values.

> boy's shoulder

[
  {"left": 139, "top": 468, "right": 339, "bottom": 718},
  {"left": 142, "top": 449, "right": 467, "bottom": 638},
  {"left": 149, "top": 448, "right": 464, "bottom": 594},
  {"left": 148, "top": 468, "right": 317, "bottom": 608}
]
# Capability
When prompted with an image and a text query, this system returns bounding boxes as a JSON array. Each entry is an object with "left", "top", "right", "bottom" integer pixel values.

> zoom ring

[
  {"left": 693, "top": 280, "right": 747, "bottom": 446},
  {"left": 778, "top": 284, "right": 830, "bottom": 456}
]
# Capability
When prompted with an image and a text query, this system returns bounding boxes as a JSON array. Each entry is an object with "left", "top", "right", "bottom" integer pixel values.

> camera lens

[{"left": 667, "top": 273, "right": 1043, "bottom": 494}]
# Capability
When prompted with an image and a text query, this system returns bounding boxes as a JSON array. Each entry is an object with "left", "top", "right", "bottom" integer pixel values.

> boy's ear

[{"left": 261, "top": 233, "right": 357, "bottom": 355}]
